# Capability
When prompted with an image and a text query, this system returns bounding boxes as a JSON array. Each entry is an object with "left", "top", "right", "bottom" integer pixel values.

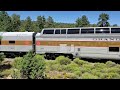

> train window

[
  {"left": 61, "top": 29, "right": 66, "bottom": 34},
  {"left": 67, "top": 29, "right": 80, "bottom": 34},
  {"left": 109, "top": 47, "right": 119, "bottom": 52},
  {"left": 95, "top": 28, "right": 110, "bottom": 33},
  {"left": 111, "top": 28, "right": 120, "bottom": 33},
  {"left": 43, "top": 30, "right": 54, "bottom": 34},
  {"left": 9, "top": 41, "right": 15, "bottom": 44},
  {"left": 81, "top": 28, "right": 94, "bottom": 34},
  {"left": 78, "top": 48, "right": 80, "bottom": 51},
  {"left": 55, "top": 29, "right": 60, "bottom": 34}
]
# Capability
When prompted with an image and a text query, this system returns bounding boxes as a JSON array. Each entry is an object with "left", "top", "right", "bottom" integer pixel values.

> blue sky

[{"left": 7, "top": 11, "right": 120, "bottom": 25}]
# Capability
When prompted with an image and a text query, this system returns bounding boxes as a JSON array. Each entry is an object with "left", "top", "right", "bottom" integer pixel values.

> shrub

[
  {"left": 0, "top": 69, "right": 12, "bottom": 78},
  {"left": 47, "top": 63, "right": 62, "bottom": 71},
  {"left": 0, "top": 53, "right": 5, "bottom": 64},
  {"left": 73, "top": 58, "right": 89, "bottom": 66},
  {"left": 63, "top": 62, "right": 80, "bottom": 73},
  {"left": 21, "top": 54, "right": 46, "bottom": 79},
  {"left": 101, "top": 68, "right": 109, "bottom": 73},
  {"left": 107, "top": 67, "right": 120, "bottom": 73},
  {"left": 94, "top": 63, "right": 107, "bottom": 70},
  {"left": 46, "top": 71, "right": 78, "bottom": 79},
  {"left": 62, "top": 72, "right": 78, "bottom": 79},
  {"left": 56, "top": 56, "right": 71, "bottom": 65},
  {"left": 11, "top": 69, "right": 22, "bottom": 79},
  {"left": 91, "top": 69, "right": 102, "bottom": 78},
  {"left": 81, "top": 72, "right": 98, "bottom": 79},
  {"left": 106, "top": 61, "right": 116, "bottom": 67},
  {"left": 100, "top": 73, "right": 120, "bottom": 79},
  {"left": 82, "top": 63, "right": 95, "bottom": 70},
  {"left": 12, "top": 51, "right": 46, "bottom": 79},
  {"left": 74, "top": 70, "right": 82, "bottom": 77},
  {"left": 12, "top": 57, "right": 23, "bottom": 70},
  {"left": 80, "top": 67, "right": 92, "bottom": 73}
]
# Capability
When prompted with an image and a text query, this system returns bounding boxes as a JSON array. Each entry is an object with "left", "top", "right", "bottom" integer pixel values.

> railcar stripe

[
  {"left": 36, "top": 40, "right": 120, "bottom": 47},
  {"left": 1, "top": 41, "right": 32, "bottom": 45}
]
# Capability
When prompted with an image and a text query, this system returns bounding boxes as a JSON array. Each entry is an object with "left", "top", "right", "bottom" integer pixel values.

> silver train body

[{"left": 1, "top": 27, "right": 120, "bottom": 60}]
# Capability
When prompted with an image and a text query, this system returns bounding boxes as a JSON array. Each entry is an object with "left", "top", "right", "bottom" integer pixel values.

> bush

[
  {"left": 107, "top": 67, "right": 120, "bottom": 73},
  {"left": 106, "top": 61, "right": 116, "bottom": 67},
  {"left": 100, "top": 73, "right": 120, "bottom": 79},
  {"left": 81, "top": 72, "right": 98, "bottom": 79},
  {"left": 56, "top": 56, "right": 71, "bottom": 65},
  {"left": 82, "top": 64, "right": 95, "bottom": 70},
  {"left": 91, "top": 69, "right": 102, "bottom": 78},
  {"left": 94, "top": 63, "right": 107, "bottom": 70},
  {"left": 12, "top": 51, "right": 46, "bottom": 79},
  {"left": 73, "top": 58, "right": 89, "bottom": 66},
  {"left": 0, "top": 53, "right": 5, "bottom": 64},
  {"left": 12, "top": 57, "right": 23, "bottom": 70},
  {"left": 11, "top": 69, "right": 22, "bottom": 79},
  {"left": 46, "top": 71, "right": 78, "bottom": 79},
  {"left": 74, "top": 70, "right": 82, "bottom": 77},
  {"left": 63, "top": 62, "right": 80, "bottom": 73},
  {"left": 0, "top": 69, "right": 12, "bottom": 78}
]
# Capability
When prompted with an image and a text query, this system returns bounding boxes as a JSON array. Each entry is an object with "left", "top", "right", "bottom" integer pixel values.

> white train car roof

[
  {"left": 0, "top": 32, "right": 34, "bottom": 37},
  {"left": 0, "top": 32, "right": 36, "bottom": 40}
]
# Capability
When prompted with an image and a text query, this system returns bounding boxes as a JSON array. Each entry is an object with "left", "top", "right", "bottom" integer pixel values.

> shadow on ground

[{"left": 0, "top": 64, "right": 12, "bottom": 71}]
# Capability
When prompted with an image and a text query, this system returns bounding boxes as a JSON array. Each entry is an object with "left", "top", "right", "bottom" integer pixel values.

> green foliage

[
  {"left": 29, "top": 55, "right": 46, "bottom": 79},
  {"left": 12, "top": 51, "right": 46, "bottom": 79},
  {"left": 75, "top": 15, "right": 90, "bottom": 27},
  {"left": 46, "top": 71, "right": 78, "bottom": 79},
  {"left": 54, "top": 22, "right": 75, "bottom": 28},
  {"left": 81, "top": 72, "right": 98, "bottom": 79},
  {"left": 12, "top": 57, "right": 23, "bottom": 70},
  {"left": 24, "top": 16, "right": 34, "bottom": 32},
  {"left": 94, "top": 63, "right": 107, "bottom": 70},
  {"left": 0, "top": 11, "right": 118, "bottom": 32},
  {"left": 63, "top": 62, "right": 80, "bottom": 73},
  {"left": 37, "top": 16, "right": 46, "bottom": 32},
  {"left": 97, "top": 13, "right": 110, "bottom": 27},
  {"left": 90, "top": 24, "right": 97, "bottom": 27},
  {"left": 46, "top": 16, "right": 55, "bottom": 28},
  {"left": 56, "top": 56, "right": 71, "bottom": 65},
  {"left": 11, "top": 14, "right": 21, "bottom": 32},
  {"left": 73, "top": 58, "right": 89, "bottom": 66},
  {"left": 100, "top": 72, "right": 120, "bottom": 79},
  {"left": 1, "top": 69, "right": 13, "bottom": 78},
  {"left": 0, "top": 11, "right": 13, "bottom": 32},
  {"left": 0, "top": 53, "right": 5, "bottom": 64},
  {"left": 11, "top": 69, "right": 21, "bottom": 79},
  {"left": 106, "top": 61, "right": 116, "bottom": 67},
  {"left": 113, "top": 24, "right": 118, "bottom": 27}
]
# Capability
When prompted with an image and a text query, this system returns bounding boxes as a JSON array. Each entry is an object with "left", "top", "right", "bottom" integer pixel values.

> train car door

[
  {"left": 9, "top": 41, "right": 16, "bottom": 51},
  {"left": 60, "top": 44, "right": 67, "bottom": 53},
  {"left": 70, "top": 44, "right": 74, "bottom": 53}
]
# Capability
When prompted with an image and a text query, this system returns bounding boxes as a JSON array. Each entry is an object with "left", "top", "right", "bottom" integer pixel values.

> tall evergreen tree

[
  {"left": 97, "top": 13, "right": 110, "bottom": 27},
  {"left": 46, "top": 16, "right": 54, "bottom": 28},
  {"left": 24, "top": 16, "right": 33, "bottom": 32},
  {"left": 37, "top": 16, "right": 46, "bottom": 32},
  {"left": 0, "top": 11, "right": 13, "bottom": 32},
  {"left": 75, "top": 15, "right": 90, "bottom": 27},
  {"left": 11, "top": 14, "right": 21, "bottom": 32}
]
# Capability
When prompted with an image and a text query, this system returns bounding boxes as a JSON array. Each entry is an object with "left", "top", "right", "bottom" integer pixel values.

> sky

[{"left": 7, "top": 11, "right": 120, "bottom": 25}]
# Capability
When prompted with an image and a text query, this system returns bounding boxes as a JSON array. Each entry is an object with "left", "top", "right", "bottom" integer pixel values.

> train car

[
  {"left": 36, "top": 27, "right": 120, "bottom": 60},
  {"left": 0, "top": 32, "right": 37, "bottom": 57}
]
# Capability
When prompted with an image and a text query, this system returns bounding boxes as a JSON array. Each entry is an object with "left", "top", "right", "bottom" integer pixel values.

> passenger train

[{"left": 0, "top": 27, "right": 120, "bottom": 60}]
